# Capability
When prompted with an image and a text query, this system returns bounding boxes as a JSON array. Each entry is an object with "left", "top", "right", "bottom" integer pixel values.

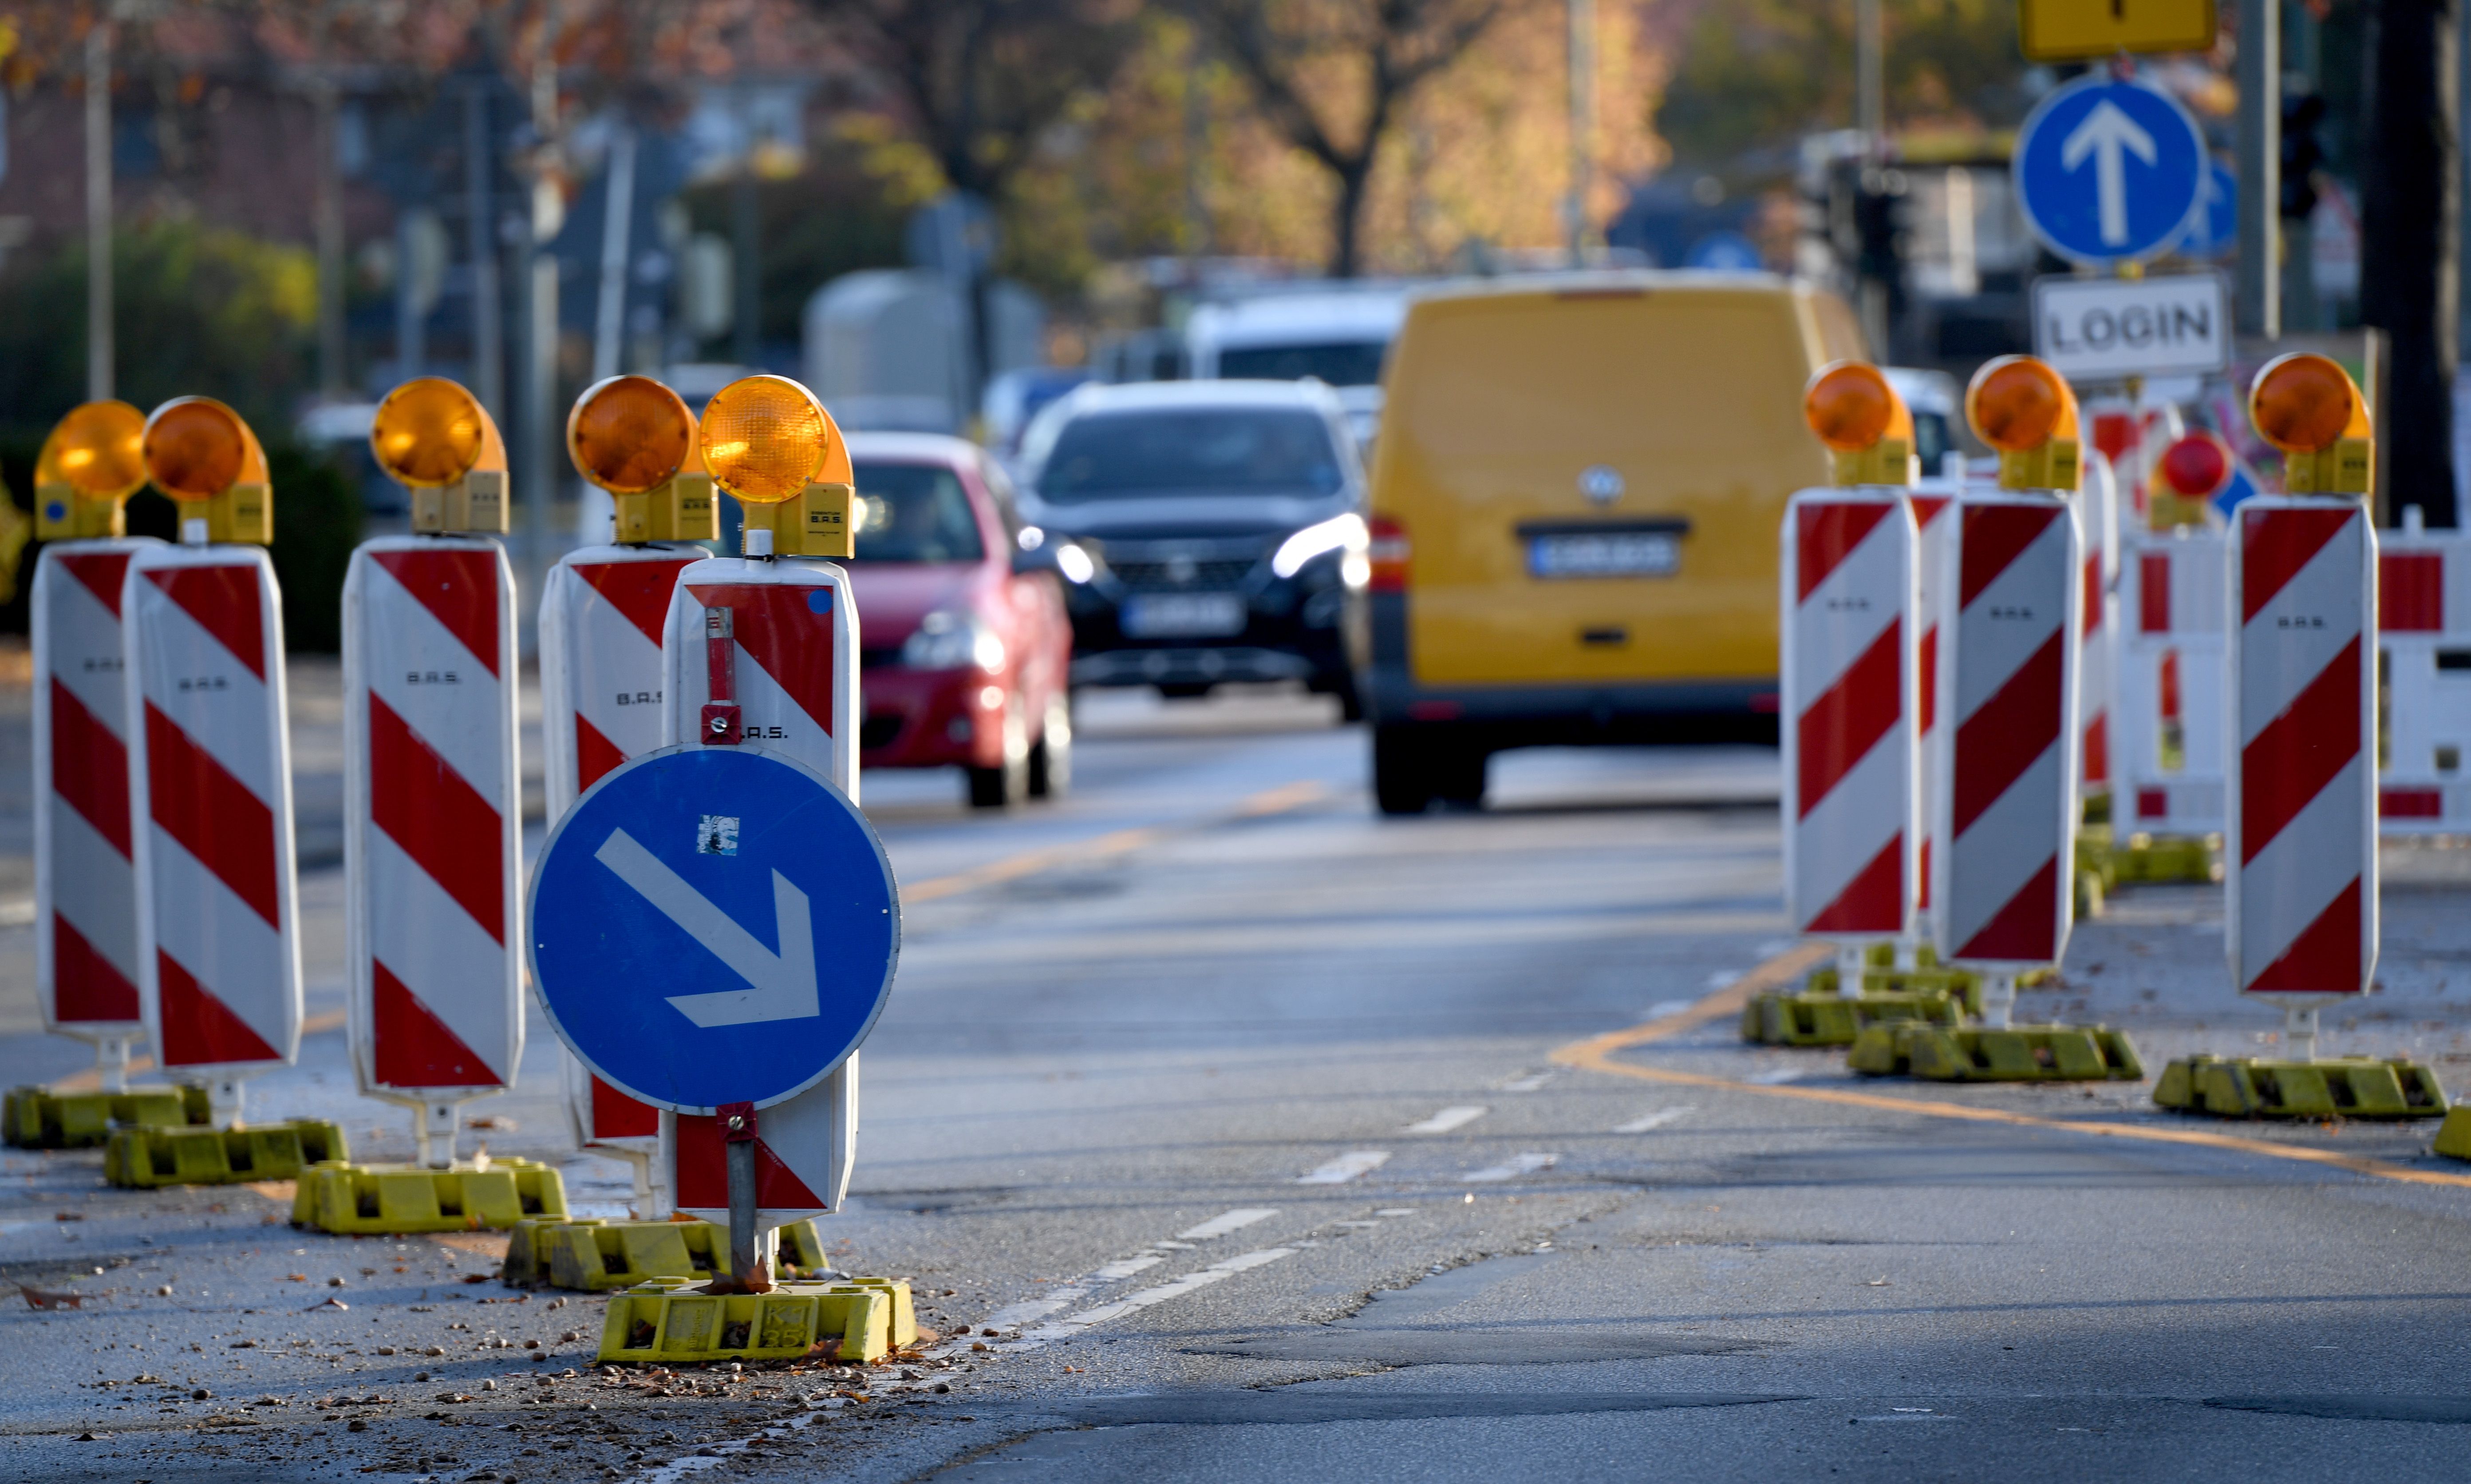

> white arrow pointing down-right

[{"left": 594, "top": 828, "right": 820, "bottom": 1027}]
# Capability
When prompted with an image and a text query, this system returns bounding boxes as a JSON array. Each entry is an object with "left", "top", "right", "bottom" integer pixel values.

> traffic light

[
  {"left": 370, "top": 377, "right": 509, "bottom": 534},
  {"left": 698, "top": 375, "right": 855, "bottom": 559},
  {"left": 1802, "top": 361, "right": 1917, "bottom": 487},
  {"left": 2280, "top": 93, "right": 2325, "bottom": 221},
  {"left": 142, "top": 397, "right": 273, "bottom": 544},
  {"left": 1965, "top": 355, "right": 2082, "bottom": 492}
]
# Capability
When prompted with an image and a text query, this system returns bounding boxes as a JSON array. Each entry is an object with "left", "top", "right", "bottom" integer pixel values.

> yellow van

[{"left": 1360, "top": 272, "right": 1866, "bottom": 813}]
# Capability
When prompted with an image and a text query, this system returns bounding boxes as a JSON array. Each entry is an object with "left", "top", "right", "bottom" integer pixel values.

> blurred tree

[
  {"left": 1653, "top": 0, "right": 2024, "bottom": 165},
  {"left": 0, "top": 221, "right": 316, "bottom": 443},
  {"left": 678, "top": 149, "right": 914, "bottom": 351},
  {"left": 1175, "top": 0, "right": 1511, "bottom": 276}
]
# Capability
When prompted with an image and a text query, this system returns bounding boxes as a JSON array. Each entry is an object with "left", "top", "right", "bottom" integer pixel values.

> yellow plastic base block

[
  {"left": 2433, "top": 1107, "right": 2471, "bottom": 1159},
  {"left": 597, "top": 1279, "right": 898, "bottom": 1366},
  {"left": 2082, "top": 824, "right": 2219, "bottom": 887},
  {"left": 5, "top": 1085, "right": 208, "bottom": 1149},
  {"left": 2153, "top": 1057, "right": 2447, "bottom": 1118},
  {"left": 103, "top": 1119, "right": 348, "bottom": 1187},
  {"left": 503, "top": 1217, "right": 834, "bottom": 1290},
  {"left": 1741, "top": 990, "right": 1963, "bottom": 1046},
  {"left": 1849, "top": 1023, "right": 2143, "bottom": 1081},
  {"left": 291, "top": 1159, "right": 567, "bottom": 1233}
]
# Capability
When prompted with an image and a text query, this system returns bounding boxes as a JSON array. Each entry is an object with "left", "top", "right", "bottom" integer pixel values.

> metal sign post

[
  {"left": 29, "top": 401, "right": 161, "bottom": 1091},
  {"left": 123, "top": 398, "right": 301, "bottom": 1126}
]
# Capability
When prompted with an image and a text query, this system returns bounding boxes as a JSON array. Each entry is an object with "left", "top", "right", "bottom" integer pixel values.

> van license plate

[
  {"left": 1121, "top": 592, "right": 1247, "bottom": 638},
  {"left": 1528, "top": 531, "right": 1680, "bottom": 579}
]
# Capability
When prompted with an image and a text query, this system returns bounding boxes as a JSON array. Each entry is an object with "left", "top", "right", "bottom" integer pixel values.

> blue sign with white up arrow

[
  {"left": 528, "top": 746, "right": 899, "bottom": 1115},
  {"left": 2013, "top": 76, "right": 2208, "bottom": 266}
]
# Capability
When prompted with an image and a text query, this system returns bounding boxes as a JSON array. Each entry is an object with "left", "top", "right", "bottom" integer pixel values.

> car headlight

[
  {"left": 1055, "top": 542, "right": 1095, "bottom": 584},
  {"left": 902, "top": 611, "right": 1007, "bottom": 672},
  {"left": 1271, "top": 513, "right": 1368, "bottom": 579}
]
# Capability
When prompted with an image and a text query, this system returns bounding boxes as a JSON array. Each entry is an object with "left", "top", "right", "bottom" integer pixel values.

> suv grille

[{"left": 1108, "top": 558, "right": 1258, "bottom": 591}]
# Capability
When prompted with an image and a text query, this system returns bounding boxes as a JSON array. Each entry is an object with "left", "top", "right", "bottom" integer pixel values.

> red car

[{"left": 846, "top": 432, "right": 1076, "bottom": 808}]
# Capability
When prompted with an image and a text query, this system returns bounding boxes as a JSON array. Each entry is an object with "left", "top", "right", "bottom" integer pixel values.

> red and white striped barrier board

[
  {"left": 1929, "top": 493, "right": 2081, "bottom": 968},
  {"left": 2373, "top": 517, "right": 2471, "bottom": 833},
  {"left": 2077, "top": 454, "right": 2120, "bottom": 799},
  {"left": 2227, "top": 499, "right": 2378, "bottom": 998},
  {"left": 1780, "top": 489, "right": 1917, "bottom": 939},
  {"left": 32, "top": 538, "right": 162, "bottom": 1068},
  {"left": 539, "top": 544, "right": 698, "bottom": 1177},
  {"left": 122, "top": 545, "right": 302, "bottom": 1098},
  {"left": 659, "top": 556, "right": 862, "bottom": 1227},
  {"left": 342, "top": 537, "right": 521, "bottom": 1113},
  {"left": 2116, "top": 529, "right": 2229, "bottom": 835}
]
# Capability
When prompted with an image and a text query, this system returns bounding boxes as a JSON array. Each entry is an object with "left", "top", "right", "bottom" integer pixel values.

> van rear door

[{"left": 1377, "top": 284, "right": 1840, "bottom": 688}]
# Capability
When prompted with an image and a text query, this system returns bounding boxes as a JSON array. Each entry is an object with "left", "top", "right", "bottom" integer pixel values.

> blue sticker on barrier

[{"left": 528, "top": 746, "right": 898, "bottom": 1113}]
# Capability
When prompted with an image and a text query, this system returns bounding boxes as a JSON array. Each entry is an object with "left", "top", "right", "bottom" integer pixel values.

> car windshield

[
  {"left": 1037, "top": 408, "right": 1343, "bottom": 501},
  {"left": 1216, "top": 341, "right": 1388, "bottom": 386},
  {"left": 849, "top": 462, "right": 985, "bottom": 563}
]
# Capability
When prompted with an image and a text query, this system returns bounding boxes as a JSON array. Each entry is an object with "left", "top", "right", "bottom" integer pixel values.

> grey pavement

[{"left": 1, "top": 673, "right": 2469, "bottom": 1484}]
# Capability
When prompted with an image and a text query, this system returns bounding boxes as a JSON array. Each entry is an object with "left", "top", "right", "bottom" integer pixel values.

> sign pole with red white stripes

[
  {"left": 659, "top": 378, "right": 863, "bottom": 1269},
  {"left": 2227, "top": 355, "right": 2381, "bottom": 1060},
  {"left": 1783, "top": 366, "right": 1923, "bottom": 1001},
  {"left": 1936, "top": 358, "right": 2086, "bottom": 1027},
  {"left": 123, "top": 396, "right": 303, "bottom": 1127},
  {"left": 343, "top": 381, "right": 524, "bottom": 1167}
]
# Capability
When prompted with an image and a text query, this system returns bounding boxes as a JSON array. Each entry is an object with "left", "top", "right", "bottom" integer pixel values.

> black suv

[{"left": 1015, "top": 379, "right": 1368, "bottom": 714}]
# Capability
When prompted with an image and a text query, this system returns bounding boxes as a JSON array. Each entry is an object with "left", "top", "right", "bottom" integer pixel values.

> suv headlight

[
  {"left": 1271, "top": 513, "right": 1368, "bottom": 579},
  {"left": 902, "top": 611, "right": 1007, "bottom": 673}
]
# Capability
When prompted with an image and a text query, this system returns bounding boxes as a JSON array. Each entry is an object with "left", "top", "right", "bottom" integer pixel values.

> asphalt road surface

[{"left": 5, "top": 680, "right": 2471, "bottom": 1484}]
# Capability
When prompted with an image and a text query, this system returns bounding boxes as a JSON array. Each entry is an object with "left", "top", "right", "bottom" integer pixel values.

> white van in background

[{"left": 1184, "top": 290, "right": 1408, "bottom": 450}]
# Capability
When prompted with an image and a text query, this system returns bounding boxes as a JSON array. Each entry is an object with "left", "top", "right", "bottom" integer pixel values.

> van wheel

[
  {"left": 1430, "top": 746, "right": 1488, "bottom": 807},
  {"left": 1028, "top": 693, "right": 1073, "bottom": 800},
  {"left": 1372, "top": 725, "right": 1433, "bottom": 815}
]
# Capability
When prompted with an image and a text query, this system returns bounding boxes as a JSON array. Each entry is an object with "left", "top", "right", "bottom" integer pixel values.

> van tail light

[{"left": 1369, "top": 514, "right": 1410, "bottom": 592}]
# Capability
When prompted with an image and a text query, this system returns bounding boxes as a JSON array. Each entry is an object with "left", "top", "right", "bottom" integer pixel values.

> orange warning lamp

[
  {"left": 1966, "top": 355, "right": 2081, "bottom": 493},
  {"left": 1802, "top": 362, "right": 1916, "bottom": 487},
  {"left": 567, "top": 375, "right": 716, "bottom": 545},
  {"left": 371, "top": 377, "right": 510, "bottom": 535},
  {"left": 142, "top": 397, "right": 273, "bottom": 545},
  {"left": 35, "top": 401, "right": 149, "bottom": 539},
  {"left": 2249, "top": 352, "right": 2372, "bottom": 496},
  {"left": 697, "top": 375, "right": 856, "bottom": 559}
]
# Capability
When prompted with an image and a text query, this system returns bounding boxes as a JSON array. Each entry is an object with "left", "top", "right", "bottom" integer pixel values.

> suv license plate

[
  {"left": 1528, "top": 531, "right": 1680, "bottom": 579},
  {"left": 1121, "top": 592, "right": 1248, "bottom": 638}
]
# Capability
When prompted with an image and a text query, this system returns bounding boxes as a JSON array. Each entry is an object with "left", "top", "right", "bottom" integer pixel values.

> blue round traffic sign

[
  {"left": 2013, "top": 76, "right": 2208, "bottom": 265},
  {"left": 2181, "top": 158, "right": 2238, "bottom": 259},
  {"left": 527, "top": 746, "right": 899, "bottom": 1114}
]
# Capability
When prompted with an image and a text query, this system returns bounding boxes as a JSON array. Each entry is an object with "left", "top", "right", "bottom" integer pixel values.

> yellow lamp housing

[
  {"left": 35, "top": 400, "right": 149, "bottom": 540},
  {"left": 1965, "top": 355, "right": 2082, "bottom": 493},
  {"left": 142, "top": 397, "right": 274, "bottom": 545},
  {"left": 370, "top": 377, "right": 510, "bottom": 535},
  {"left": 697, "top": 375, "right": 857, "bottom": 559},
  {"left": 2248, "top": 352, "right": 2373, "bottom": 497},
  {"left": 566, "top": 376, "right": 718, "bottom": 545},
  {"left": 1802, "top": 362, "right": 1917, "bottom": 487}
]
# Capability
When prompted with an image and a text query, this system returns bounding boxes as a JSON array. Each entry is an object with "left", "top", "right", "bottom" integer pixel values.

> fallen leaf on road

[
  {"left": 54, "top": 1212, "right": 84, "bottom": 1222},
  {"left": 21, "top": 1285, "right": 85, "bottom": 1310}
]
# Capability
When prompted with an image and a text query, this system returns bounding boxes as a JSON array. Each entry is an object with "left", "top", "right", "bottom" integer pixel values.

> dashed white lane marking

[
  {"left": 1021, "top": 1247, "right": 1298, "bottom": 1342},
  {"left": 1089, "top": 1255, "right": 1165, "bottom": 1281},
  {"left": 1297, "top": 1150, "right": 1391, "bottom": 1184},
  {"left": 1176, "top": 1208, "right": 1279, "bottom": 1240},
  {"left": 1403, "top": 1105, "right": 1488, "bottom": 1134},
  {"left": 1498, "top": 1072, "right": 1553, "bottom": 1093},
  {"left": 1464, "top": 1152, "right": 1559, "bottom": 1182},
  {"left": 1746, "top": 1068, "right": 1807, "bottom": 1085},
  {"left": 1641, "top": 999, "right": 1698, "bottom": 1021},
  {"left": 1374, "top": 1208, "right": 1417, "bottom": 1216},
  {"left": 1702, "top": 969, "right": 1742, "bottom": 991},
  {"left": 1614, "top": 1105, "right": 1697, "bottom": 1133}
]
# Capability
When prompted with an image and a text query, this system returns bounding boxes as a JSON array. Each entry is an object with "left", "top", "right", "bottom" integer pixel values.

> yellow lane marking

[
  {"left": 900, "top": 780, "right": 1331, "bottom": 904},
  {"left": 1552, "top": 945, "right": 2471, "bottom": 1192},
  {"left": 52, "top": 1009, "right": 352, "bottom": 1093}
]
